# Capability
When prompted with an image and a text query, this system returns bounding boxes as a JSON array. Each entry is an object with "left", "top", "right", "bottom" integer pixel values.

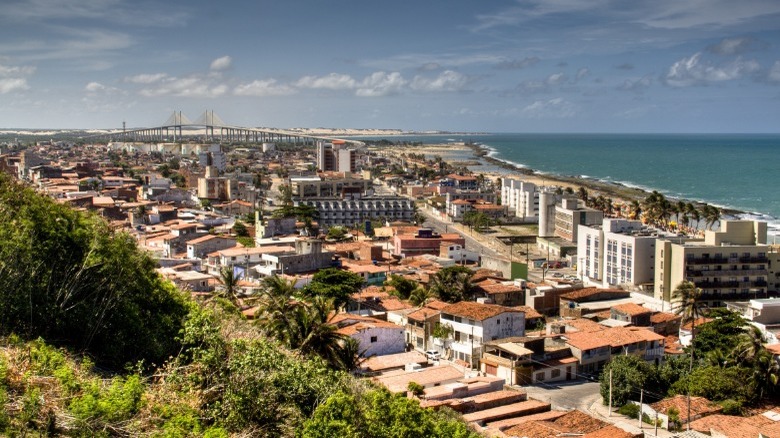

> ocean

[{"left": 362, "top": 133, "right": 780, "bottom": 235}]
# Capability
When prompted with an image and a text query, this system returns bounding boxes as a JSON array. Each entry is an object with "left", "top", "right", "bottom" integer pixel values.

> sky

[{"left": 1, "top": 0, "right": 780, "bottom": 133}]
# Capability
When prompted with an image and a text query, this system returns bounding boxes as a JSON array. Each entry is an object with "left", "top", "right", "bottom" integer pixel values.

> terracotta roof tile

[
  {"left": 442, "top": 301, "right": 521, "bottom": 321},
  {"left": 612, "top": 303, "right": 652, "bottom": 316},
  {"left": 650, "top": 395, "right": 722, "bottom": 423},
  {"left": 650, "top": 311, "right": 681, "bottom": 323},
  {"left": 565, "top": 326, "right": 665, "bottom": 351}
]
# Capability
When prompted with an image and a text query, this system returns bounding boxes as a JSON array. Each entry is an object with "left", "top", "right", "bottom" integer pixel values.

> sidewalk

[{"left": 588, "top": 399, "right": 676, "bottom": 438}]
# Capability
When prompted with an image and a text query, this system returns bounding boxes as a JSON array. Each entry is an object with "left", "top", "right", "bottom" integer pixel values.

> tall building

[
  {"left": 501, "top": 178, "right": 539, "bottom": 221},
  {"left": 198, "top": 144, "right": 226, "bottom": 172},
  {"left": 316, "top": 140, "right": 357, "bottom": 173},
  {"left": 552, "top": 197, "right": 603, "bottom": 242},
  {"left": 578, "top": 219, "right": 661, "bottom": 289},
  {"left": 655, "top": 220, "right": 776, "bottom": 307}
]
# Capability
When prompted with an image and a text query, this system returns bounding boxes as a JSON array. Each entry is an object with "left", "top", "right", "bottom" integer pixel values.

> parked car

[{"left": 425, "top": 350, "right": 441, "bottom": 361}]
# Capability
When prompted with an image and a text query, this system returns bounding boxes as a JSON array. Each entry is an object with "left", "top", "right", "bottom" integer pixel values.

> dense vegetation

[
  {"left": 600, "top": 307, "right": 779, "bottom": 415},
  {"left": 0, "top": 175, "right": 479, "bottom": 436}
]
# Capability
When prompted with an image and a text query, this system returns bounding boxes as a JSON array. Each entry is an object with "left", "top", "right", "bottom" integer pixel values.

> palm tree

[
  {"left": 732, "top": 325, "right": 765, "bottom": 367},
  {"left": 702, "top": 205, "right": 721, "bottom": 230},
  {"left": 409, "top": 287, "right": 434, "bottom": 307},
  {"left": 577, "top": 187, "right": 589, "bottom": 204},
  {"left": 629, "top": 199, "right": 642, "bottom": 220},
  {"left": 217, "top": 266, "right": 241, "bottom": 307},
  {"left": 428, "top": 266, "right": 475, "bottom": 303},
  {"left": 750, "top": 349, "right": 780, "bottom": 400},
  {"left": 686, "top": 203, "right": 700, "bottom": 232},
  {"left": 673, "top": 280, "right": 704, "bottom": 430}
]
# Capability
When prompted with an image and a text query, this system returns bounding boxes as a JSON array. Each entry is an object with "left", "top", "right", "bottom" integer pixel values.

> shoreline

[
  {"left": 379, "top": 141, "right": 754, "bottom": 222},
  {"left": 468, "top": 142, "right": 757, "bottom": 220}
]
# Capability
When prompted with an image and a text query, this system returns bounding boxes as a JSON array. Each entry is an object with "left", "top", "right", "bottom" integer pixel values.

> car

[{"left": 425, "top": 350, "right": 441, "bottom": 361}]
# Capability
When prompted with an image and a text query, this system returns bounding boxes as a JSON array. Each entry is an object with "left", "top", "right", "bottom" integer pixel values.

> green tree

[
  {"left": 217, "top": 266, "right": 241, "bottom": 308},
  {"left": 428, "top": 266, "right": 475, "bottom": 303},
  {"left": 599, "top": 355, "right": 654, "bottom": 406},
  {"left": 386, "top": 274, "right": 418, "bottom": 299},
  {"left": 303, "top": 268, "right": 365, "bottom": 309},
  {"left": 0, "top": 175, "right": 189, "bottom": 368},
  {"left": 233, "top": 220, "right": 250, "bottom": 237}
]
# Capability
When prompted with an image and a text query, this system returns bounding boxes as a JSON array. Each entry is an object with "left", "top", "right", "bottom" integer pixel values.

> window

[
  {"left": 536, "top": 372, "right": 545, "bottom": 381},
  {"left": 551, "top": 369, "right": 561, "bottom": 378},
  {"left": 370, "top": 336, "right": 377, "bottom": 343}
]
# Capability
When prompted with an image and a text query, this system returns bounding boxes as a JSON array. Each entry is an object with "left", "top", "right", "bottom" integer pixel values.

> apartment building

[
  {"left": 297, "top": 196, "right": 415, "bottom": 228},
  {"left": 577, "top": 219, "right": 660, "bottom": 289},
  {"left": 501, "top": 178, "right": 539, "bottom": 221},
  {"left": 655, "top": 220, "right": 776, "bottom": 307},
  {"left": 289, "top": 173, "right": 371, "bottom": 198},
  {"left": 553, "top": 197, "right": 603, "bottom": 242},
  {"left": 316, "top": 141, "right": 358, "bottom": 173}
]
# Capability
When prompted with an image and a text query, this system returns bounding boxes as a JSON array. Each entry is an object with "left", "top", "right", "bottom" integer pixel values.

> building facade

[{"left": 655, "top": 220, "right": 774, "bottom": 307}]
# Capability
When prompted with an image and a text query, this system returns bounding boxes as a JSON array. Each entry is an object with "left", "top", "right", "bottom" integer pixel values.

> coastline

[{"left": 381, "top": 141, "right": 749, "bottom": 221}]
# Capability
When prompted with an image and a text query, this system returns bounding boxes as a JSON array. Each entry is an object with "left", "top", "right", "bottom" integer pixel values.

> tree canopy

[{"left": 0, "top": 175, "right": 189, "bottom": 368}]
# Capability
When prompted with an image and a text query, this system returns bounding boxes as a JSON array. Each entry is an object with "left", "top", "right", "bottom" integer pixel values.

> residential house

[
  {"left": 439, "top": 301, "right": 525, "bottom": 368},
  {"left": 648, "top": 395, "right": 722, "bottom": 430},
  {"left": 563, "top": 326, "right": 665, "bottom": 374},
  {"left": 332, "top": 314, "right": 405, "bottom": 358}
]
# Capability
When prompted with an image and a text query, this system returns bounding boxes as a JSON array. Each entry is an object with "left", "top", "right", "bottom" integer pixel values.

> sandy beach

[{"left": 378, "top": 142, "right": 650, "bottom": 206}]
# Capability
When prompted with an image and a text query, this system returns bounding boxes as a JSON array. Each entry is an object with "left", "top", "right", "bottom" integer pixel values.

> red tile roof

[
  {"left": 650, "top": 395, "right": 722, "bottom": 423},
  {"left": 442, "top": 301, "right": 521, "bottom": 321},
  {"left": 612, "top": 303, "right": 652, "bottom": 316},
  {"left": 565, "top": 326, "right": 664, "bottom": 351}
]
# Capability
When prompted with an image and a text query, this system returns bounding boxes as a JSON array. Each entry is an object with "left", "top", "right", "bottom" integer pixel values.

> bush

[
  {"left": 408, "top": 381, "right": 425, "bottom": 397},
  {"left": 0, "top": 176, "right": 189, "bottom": 369},
  {"left": 617, "top": 403, "right": 639, "bottom": 418},
  {"left": 720, "top": 399, "right": 744, "bottom": 415}
]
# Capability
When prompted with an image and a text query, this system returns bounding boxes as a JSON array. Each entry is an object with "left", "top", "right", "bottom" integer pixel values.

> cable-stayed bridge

[{"left": 86, "top": 111, "right": 365, "bottom": 146}]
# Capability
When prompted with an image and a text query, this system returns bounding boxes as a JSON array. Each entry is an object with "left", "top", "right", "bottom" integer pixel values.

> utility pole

[
  {"left": 608, "top": 368, "right": 613, "bottom": 417},
  {"left": 638, "top": 389, "right": 644, "bottom": 429}
]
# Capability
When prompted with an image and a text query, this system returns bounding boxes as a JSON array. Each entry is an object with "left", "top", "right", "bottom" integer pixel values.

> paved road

[
  {"left": 522, "top": 380, "right": 602, "bottom": 412},
  {"left": 417, "top": 205, "right": 502, "bottom": 259}
]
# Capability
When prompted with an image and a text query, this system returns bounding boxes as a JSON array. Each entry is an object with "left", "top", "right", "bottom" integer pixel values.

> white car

[{"left": 425, "top": 350, "right": 441, "bottom": 361}]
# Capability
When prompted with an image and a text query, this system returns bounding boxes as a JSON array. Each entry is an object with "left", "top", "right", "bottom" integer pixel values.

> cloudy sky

[{"left": 1, "top": 0, "right": 780, "bottom": 132}]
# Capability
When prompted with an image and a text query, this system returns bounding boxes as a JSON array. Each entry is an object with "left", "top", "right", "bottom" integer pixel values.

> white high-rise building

[
  {"left": 501, "top": 178, "right": 539, "bottom": 221},
  {"left": 578, "top": 219, "right": 659, "bottom": 289}
]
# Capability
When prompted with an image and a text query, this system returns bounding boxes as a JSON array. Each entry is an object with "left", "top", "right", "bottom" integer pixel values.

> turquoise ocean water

[{"left": 363, "top": 133, "right": 780, "bottom": 234}]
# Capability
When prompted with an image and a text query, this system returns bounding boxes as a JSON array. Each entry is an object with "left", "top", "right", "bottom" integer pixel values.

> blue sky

[{"left": 1, "top": 0, "right": 780, "bottom": 132}]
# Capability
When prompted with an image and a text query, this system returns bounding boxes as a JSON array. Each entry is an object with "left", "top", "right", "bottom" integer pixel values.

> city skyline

[{"left": 1, "top": 0, "right": 780, "bottom": 133}]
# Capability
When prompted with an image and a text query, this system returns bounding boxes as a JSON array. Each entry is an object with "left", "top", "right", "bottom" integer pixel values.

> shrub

[
  {"left": 617, "top": 403, "right": 639, "bottom": 418},
  {"left": 408, "top": 381, "right": 425, "bottom": 397}
]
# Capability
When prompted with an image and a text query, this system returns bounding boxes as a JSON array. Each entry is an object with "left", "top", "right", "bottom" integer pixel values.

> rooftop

[{"left": 442, "top": 301, "right": 521, "bottom": 321}]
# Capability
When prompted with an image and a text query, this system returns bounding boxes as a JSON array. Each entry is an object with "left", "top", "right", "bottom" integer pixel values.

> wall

[{"left": 353, "top": 327, "right": 406, "bottom": 357}]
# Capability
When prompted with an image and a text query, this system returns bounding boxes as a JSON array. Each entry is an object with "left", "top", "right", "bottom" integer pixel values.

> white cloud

[
  {"left": 139, "top": 75, "right": 229, "bottom": 98},
  {"left": 521, "top": 98, "right": 576, "bottom": 118},
  {"left": 769, "top": 61, "right": 780, "bottom": 82},
  {"left": 84, "top": 81, "right": 105, "bottom": 92},
  {"left": 619, "top": 75, "right": 654, "bottom": 92},
  {"left": 707, "top": 37, "right": 756, "bottom": 55},
  {"left": 576, "top": 68, "right": 590, "bottom": 80},
  {"left": 546, "top": 72, "right": 567, "bottom": 85},
  {"left": 0, "top": 64, "right": 36, "bottom": 77},
  {"left": 410, "top": 70, "right": 468, "bottom": 92},
  {"left": 0, "top": 78, "right": 29, "bottom": 93},
  {"left": 210, "top": 56, "right": 232, "bottom": 71},
  {"left": 494, "top": 57, "right": 540, "bottom": 70},
  {"left": 296, "top": 73, "right": 357, "bottom": 90},
  {"left": 123, "top": 73, "right": 168, "bottom": 84},
  {"left": 356, "top": 72, "right": 406, "bottom": 97},
  {"left": 664, "top": 52, "right": 760, "bottom": 87},
  {"left": 0, "top": 62, "right": 35, "bottom": 94},
  {"left": 234, "top": 79, "right": 296, "bottom": 97}
]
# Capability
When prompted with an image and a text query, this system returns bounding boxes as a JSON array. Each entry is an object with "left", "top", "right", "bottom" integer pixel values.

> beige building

[
  {"left": 655, "top": 220, "right": 775, "bottom": 307},
  {"left": 553, "top": 197, "right": 603, "bottom": 242},
  {"left": 289, "top": 173, "right": 371, "bottom": 198}
]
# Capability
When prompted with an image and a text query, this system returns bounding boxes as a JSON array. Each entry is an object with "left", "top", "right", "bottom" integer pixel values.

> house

[
  {"left": 563, "top": 326, "right": 665, "bottom": 374},
  {"left": 558, "top": 288, "right": 633, "bottom": 318},
  {"left": 649, "top": 395, "right": 722, "bottom": 430},
  {"left": 439, "top": 301, "right": 525, "bottom": 368},
  {"left": 481, "top": 336, "right": 577, "bottom": 386},
  {"left": 610, "top": 303, "right": 653, "bottom": 326},
  {"left": 373, "top": 365, "right": 464, "bottom": 393},
  {"left": 689, "top": 410, "right": 780, "bottom": 437},
  {"left": 392, "top": 229, "right": 466, "bottom": 258},
  {"left": 332, "top": 314, "right": 405, "bottom": 358},
  {"left": 405, "top": 306, "right": 441, "bottom": 352},
  {"left": 186, "top": 235, "right": 237, "bottom": 259},
  {"left": 502, "top": 409, "right": 614, "bottom": 438}
]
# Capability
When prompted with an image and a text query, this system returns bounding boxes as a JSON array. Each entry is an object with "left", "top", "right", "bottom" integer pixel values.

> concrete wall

[{"left": 353, "top": 326, "right": 406, "bottom": 357}]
